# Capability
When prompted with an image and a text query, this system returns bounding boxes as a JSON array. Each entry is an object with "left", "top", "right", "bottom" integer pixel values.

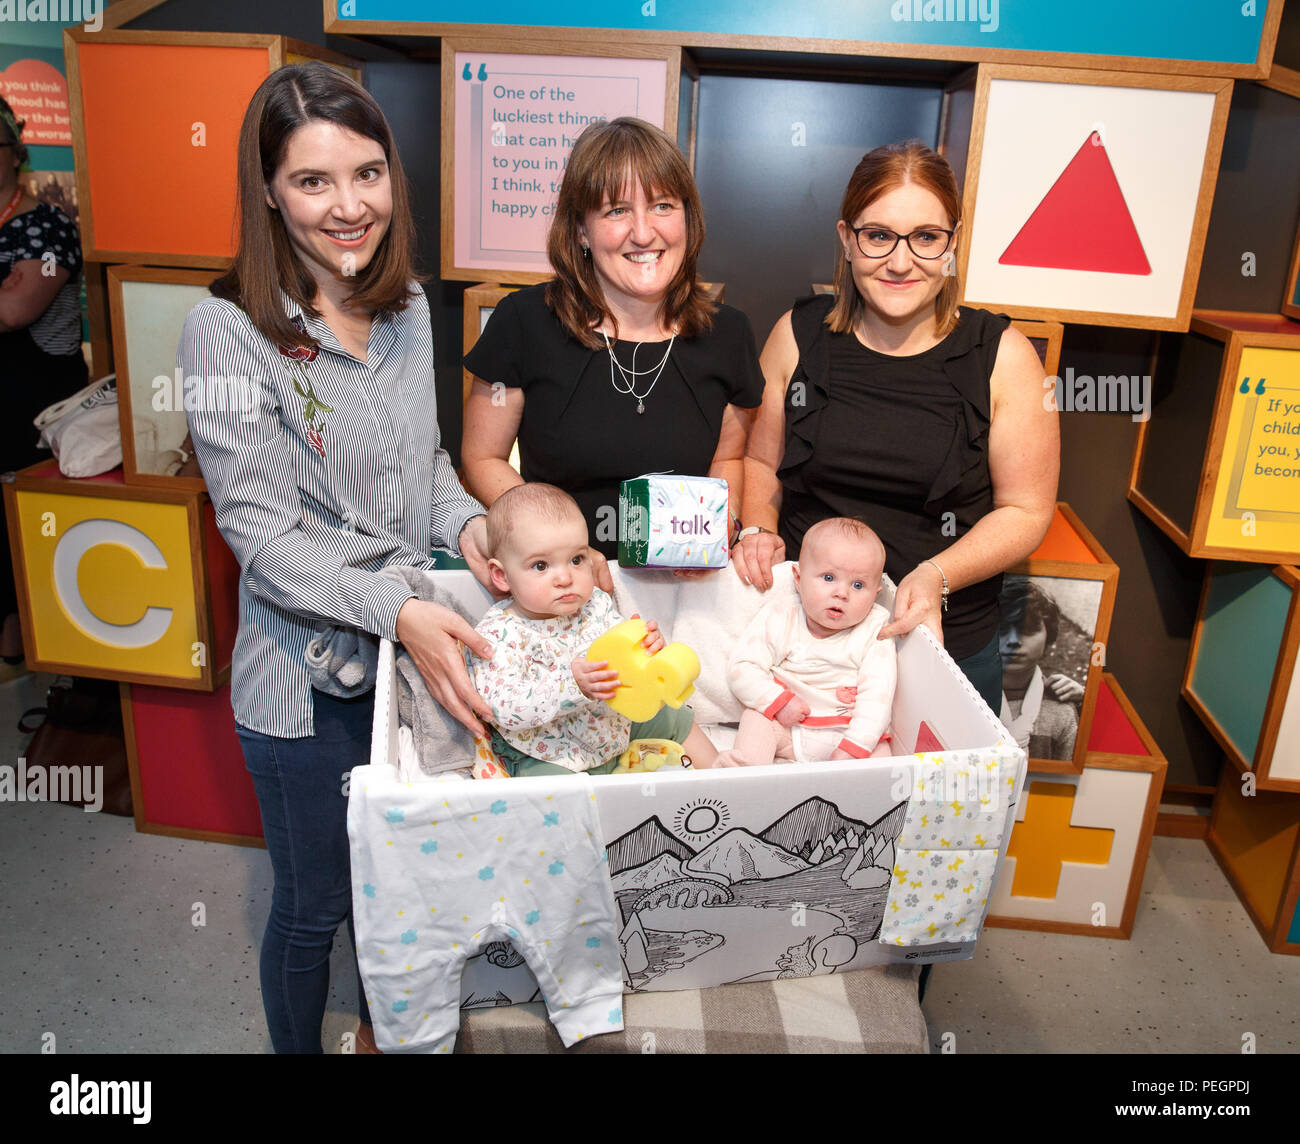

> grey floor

[{"left": 2, "top": 669, "right": 1298, "bottom": 1054}]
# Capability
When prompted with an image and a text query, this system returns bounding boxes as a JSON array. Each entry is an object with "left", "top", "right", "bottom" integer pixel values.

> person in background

[{"left": 0, "top": 95, "right": 88, "bottom": 662}]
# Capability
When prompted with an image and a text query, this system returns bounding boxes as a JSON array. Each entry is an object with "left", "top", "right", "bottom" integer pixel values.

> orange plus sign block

[{"left": 1006, "top": 781, "right": 1115, "bottom": 898}]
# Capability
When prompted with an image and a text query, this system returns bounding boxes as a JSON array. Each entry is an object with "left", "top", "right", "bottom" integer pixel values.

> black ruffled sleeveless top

[{"left": 777, "top": 295, "right": 1011, "bottom": 660}]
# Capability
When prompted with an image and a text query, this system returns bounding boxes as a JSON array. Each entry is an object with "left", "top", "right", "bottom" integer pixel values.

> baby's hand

[
  {"left": 640, "top": 618, "right": 665, "bottom": 656},
  {"left": 572, "top": 657, "right": 619, "bottom": 702},
  {"left": 829, "top": 748, "right": 854, "bottom": 762},
  {"left": 775, "top": 698, "right": 810, "bottom": 728},
  {"left": 834, "top": 685, "right": 858, "bottom": 708},
  {"left": 1045, "top": 673, "right": 1085, "bottom": 704}
]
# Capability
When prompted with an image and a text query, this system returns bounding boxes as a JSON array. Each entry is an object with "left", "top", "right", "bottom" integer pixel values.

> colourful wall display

[
  {"left": 957, "top": 65, "right": 1231, "bottom": 330},
  {"left": 1129, "top": 310, "right": 1300, "bottom": 563},
  {"left": 1184, "top": 563, "right": 1300, "bottom": 792},
  {"left": 986, "top": 673, "right": 1165, "bottom": 938},
  {"left": 1207, "top": 763, "right": 1300, "bottom": 956},
  {"left": 63, "top": 30, "right": 361, "bottom": 266},
  {"left": 324, "top": 0, "right": 1282, "bottom": 76},
  {"left": 2, "top": 461, "right": 237, "bottom": 690},
  {"left": 442, "top": 40, "right": 677, "bottom": 282},
  {"left": 1002, "top": 503, "right": 1119, "bottom": 775},
  {"left": 121, "top": 681, "right": 264, "bottom": 846}
]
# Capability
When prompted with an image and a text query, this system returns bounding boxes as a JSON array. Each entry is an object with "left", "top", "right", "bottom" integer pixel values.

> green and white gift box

[{"left": 618, "top": 474, "right": 730, "bottom": 569}]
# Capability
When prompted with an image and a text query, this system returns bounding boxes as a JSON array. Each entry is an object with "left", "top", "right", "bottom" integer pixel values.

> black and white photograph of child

[{"left": 998, "top": 575, "right": 1102, "bottom": 762}]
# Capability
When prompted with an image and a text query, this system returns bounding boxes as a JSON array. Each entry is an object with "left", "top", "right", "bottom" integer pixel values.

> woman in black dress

[
  {"left": 462, "top": 117, "right": 763, "bottom": 581},
  {"left": 732, "top": 142, "right": 1059, "bottom": 710}
]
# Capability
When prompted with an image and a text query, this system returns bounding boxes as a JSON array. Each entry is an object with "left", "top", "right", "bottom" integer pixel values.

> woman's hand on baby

[
  {"left": 731, "top": 529, "right": 786, "bottom": 592},
  {"left": 588, "top": 547, "right": 614, "bottom": 595},
  {"left": 775, "top": 697, "right": 810, "bottom": 727},
  {"left": 572, "top": 657, "right": 620, "bottom": 702},
  {"left": 879, "top": 563, "right": 945, "bottom": 645},
  {"left": 458, "top": 515, "right": 503, "bottom": 597},
  {"left": 1045, "top": 673, "right": 1085, "bottom": 704},
  {"left": 396, "top": 598, "right": 495, "bottom": 737}
]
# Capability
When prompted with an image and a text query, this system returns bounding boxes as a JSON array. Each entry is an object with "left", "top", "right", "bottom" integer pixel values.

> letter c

[{"left": 52, "top": 520, "right": 174, "bottom": 647}]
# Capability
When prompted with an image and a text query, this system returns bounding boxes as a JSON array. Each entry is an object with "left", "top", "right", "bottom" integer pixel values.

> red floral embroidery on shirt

[{"left": 279, "top": 316, "right": 332, "bottom": 458}]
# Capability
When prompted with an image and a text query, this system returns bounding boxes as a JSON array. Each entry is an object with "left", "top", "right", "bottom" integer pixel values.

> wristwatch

[{"left": 736, "top": 525, "right": 775, "bottom": 542}]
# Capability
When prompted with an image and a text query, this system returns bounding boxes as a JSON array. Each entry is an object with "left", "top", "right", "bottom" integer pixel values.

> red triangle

[
  {"left": 913, "top": 721, "right": 946, "bottom": 754},
  {"left": 999, "top": 132, "right": 1151, "bottom": 275}
]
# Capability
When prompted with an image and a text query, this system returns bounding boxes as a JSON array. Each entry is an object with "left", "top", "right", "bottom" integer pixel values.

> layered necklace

[{"left": 603, "top": 329, "right": 676, "bottom": 415}]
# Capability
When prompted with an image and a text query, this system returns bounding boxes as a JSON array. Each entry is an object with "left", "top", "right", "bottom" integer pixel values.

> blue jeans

[
  {"left": 236, "top": 688, "right": 373, "bottom": 1053},
  {"left": 955, "top": 632, "right": 1003, "bottom": 714}
]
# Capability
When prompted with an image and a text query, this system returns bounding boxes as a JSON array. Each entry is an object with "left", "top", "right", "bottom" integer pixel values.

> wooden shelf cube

[
  {"left": 1184, "top": 562, "right": 1300, "bottom": 792},
  {"left": 1129, "top": 310, "right": 1300, "bottom": 564}
]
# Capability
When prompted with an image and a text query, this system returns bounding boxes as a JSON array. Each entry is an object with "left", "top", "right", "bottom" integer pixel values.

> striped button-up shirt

[{"left": 179, "top": 285, "right": 484, "bottom": 738}]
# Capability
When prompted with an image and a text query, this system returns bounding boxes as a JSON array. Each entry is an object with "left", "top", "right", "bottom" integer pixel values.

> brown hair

[
  {"left": 0, "top": 95, "right": 29, "bottom": 171},
  {"left": 486, "top": 483, "right": 585, "bottom": 558},
  {"left": 827, "top": 141, "right": 962, "bottom": 338},
  {"left": 211, "top": 63, "right": 421, "bottom": 352},
  {"left": 545, "top": 117, "right": 714, "bottom": 348}
]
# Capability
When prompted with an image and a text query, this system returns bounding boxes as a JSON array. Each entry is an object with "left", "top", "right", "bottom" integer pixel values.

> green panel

[{"left": 1189, "top": 565, "right": 1291, "bottom": 764}]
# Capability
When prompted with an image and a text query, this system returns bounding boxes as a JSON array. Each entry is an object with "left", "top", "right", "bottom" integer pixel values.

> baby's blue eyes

[
  {"left": 820, "top": 573, "right": 866, "bottom": 590},
  {"left": 852, "top": 580, "right": 864, "bottom": 590}
]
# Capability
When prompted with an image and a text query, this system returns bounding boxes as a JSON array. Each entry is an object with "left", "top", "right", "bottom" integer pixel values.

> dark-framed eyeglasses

[{"left": 848, "top": 225, "right": 954, "bottom": 260}]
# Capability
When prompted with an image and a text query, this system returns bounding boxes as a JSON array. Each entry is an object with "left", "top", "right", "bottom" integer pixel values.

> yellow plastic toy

[
  {"left": 611, "top": 738, "right": 691, "bottom": 774},
  {"left": 586, "top": 618, "right": 700, "bottom": 722}
]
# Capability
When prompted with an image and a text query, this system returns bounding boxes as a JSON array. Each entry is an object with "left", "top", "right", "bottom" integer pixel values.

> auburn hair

[
  {"left": 828, "top": 140, "right": 962, "bottom": 338},
  {"left": 545, "top": 117, "right": 714, "bottom": 348},
  {"left": 211, "top": 63, "right": 421, "bottom": 351}
]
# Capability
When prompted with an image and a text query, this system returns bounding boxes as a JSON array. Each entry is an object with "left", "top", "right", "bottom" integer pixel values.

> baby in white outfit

[{"left": 714, "top": 517, "right": 897, "bottom": 767}]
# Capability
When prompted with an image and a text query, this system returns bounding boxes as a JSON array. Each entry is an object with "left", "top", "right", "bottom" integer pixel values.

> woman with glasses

[
  {"left": 0, "top": 95, "right": 88, "bottom": 662},
  {"left": 731, "top": 141, "right": 1058, "bottom": 709}
]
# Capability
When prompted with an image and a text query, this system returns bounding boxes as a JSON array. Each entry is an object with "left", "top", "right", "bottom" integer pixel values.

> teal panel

[
  {"left": 1189, "top": 566, "right": 1291, "bottom": 764},
  {"left": 1289, "top": 895, "right": 1300, "bottom": 946}
]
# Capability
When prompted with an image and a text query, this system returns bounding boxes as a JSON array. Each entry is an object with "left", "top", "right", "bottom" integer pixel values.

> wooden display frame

[
  {"left": 955, "top": 63, "right": 1232, "bottom": 331},
  {"left": 1207, "top": 763, "right": 1300, "bottom": 956},
  {"left": 119, "top": 683, "right": 265, "bottom": 849},
  {"left": 1284, "top": 214, "right": 1300, "bottom": 322},
  {"left": 1128, "top": 310, "right": 1300, "bottom": 563},
  {"left": 323, "top": 0, "right": 1284, "bottom": 80},
  {"left": 1012, "top": 317, "right": 1064, "bottom": 379},
  {"left": 1004, "top": 502, "right": 1120, "bottom": 776},
  {"left": 107, "top": 265, "right": 214, "bottom": 494},
  {"left": 2, "top": 461, "right": 236, "bottom": 691},
  {"left": 440, "top": 37, "right": 682, "bottom": 284},
  {"left": 985, "top": 673, "right": 1165, "bottom": 939},
  {"left": 64, "top": 29, "right": 361, "bottom": 267},
  {"left": 1183, "top": 562, "right": 1300, "bottom": 793}
]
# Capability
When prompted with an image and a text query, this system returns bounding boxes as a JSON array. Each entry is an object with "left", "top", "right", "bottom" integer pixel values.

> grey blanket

[{"left": 306, "top": 566, "right": 476, "bottom": 776}]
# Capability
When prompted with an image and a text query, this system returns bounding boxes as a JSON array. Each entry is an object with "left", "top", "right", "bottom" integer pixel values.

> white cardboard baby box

[{"left": 348, "top": 564, "right": 1025, "bottom": 1051}]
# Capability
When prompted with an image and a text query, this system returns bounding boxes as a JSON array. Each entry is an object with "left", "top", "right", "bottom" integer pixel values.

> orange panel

[
  {"left": 1006, "top": 780, "right": 1114, "bottom": 898},
  {"left": 78, "top": 42, "right": 269, "bottom": 257},
  {"left": 1213, "top": 775, "right": 1300, "bottom": 929},
  {"left": 1028, "top": 506, "right": 1100, "bottom": 564}
]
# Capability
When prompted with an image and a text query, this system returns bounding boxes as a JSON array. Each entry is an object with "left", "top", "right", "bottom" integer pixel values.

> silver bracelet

[{"left": 924, "top": 558, "right": 950, "bottom": 613}]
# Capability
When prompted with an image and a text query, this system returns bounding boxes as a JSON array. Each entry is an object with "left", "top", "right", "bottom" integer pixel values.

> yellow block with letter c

[{"left": 15, "top": 490, "right": 202, "bottom": 679}]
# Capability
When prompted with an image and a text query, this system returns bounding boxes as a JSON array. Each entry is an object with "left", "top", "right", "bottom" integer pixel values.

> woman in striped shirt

[{"left": 179, "top": 64, "right": 493, "bottom": 1054}]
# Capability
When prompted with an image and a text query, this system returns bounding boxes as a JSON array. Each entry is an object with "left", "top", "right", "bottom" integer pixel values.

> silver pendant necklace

[{"left": 603, "top": 330, "right": 675, "bottom": 414}]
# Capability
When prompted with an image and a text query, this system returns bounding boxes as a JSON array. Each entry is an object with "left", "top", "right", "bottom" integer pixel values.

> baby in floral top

[{"left": 469, "top": 484, "right": 716, "bottom": 776}]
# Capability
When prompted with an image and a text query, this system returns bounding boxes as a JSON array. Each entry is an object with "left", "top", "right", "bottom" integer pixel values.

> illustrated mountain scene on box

[{"left": 606, "top": 795, "right": 909, "bottom": 990}]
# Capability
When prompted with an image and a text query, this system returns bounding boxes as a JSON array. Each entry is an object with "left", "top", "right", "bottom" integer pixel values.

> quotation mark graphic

[
  {"left": 1238, "top": 377, "right": 1266, "bottom": 394},
  {"left": 462, "top": 63, "right": 489, "bottom": 81}
]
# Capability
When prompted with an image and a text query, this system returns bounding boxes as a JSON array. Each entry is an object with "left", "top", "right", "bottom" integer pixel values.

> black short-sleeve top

[
  {"left": 0, "top": 202, "right": 83, "bottom": 357},
  {"left": 465, "top": 283, "right": 764, "bottom": 557},
  {"left": 777, "top": 295, "right": 1011, "bottom": 661}
]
